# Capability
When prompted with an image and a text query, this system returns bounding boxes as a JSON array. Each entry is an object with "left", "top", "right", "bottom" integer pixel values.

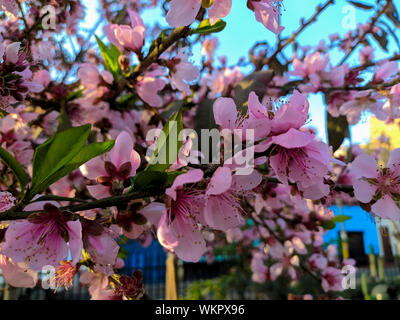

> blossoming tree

[{"left": 0, "top": 0, "right": 400, "bottom": 300}]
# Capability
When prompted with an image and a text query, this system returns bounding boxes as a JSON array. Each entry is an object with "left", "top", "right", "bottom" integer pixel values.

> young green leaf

[
  {"left": 191, "top": 19, "right": 227, "bottom": 35},
  {"left": 29, "top": 125, "right": 92, "bottom": 199},
  {"left": 332, "top": 215, "right": 352, "bottom": 223},
  {"left": 95, "top": 35, "right": 121, "bottom": 78},
  {"left": 146, "top": 109, "right": 183, "bottom": 172},
  {"left": 0, "top": 146, "right": 29, "bottom": 192},
  {"left": 30, "top": 140, "right": 115, "bottom": 196}
]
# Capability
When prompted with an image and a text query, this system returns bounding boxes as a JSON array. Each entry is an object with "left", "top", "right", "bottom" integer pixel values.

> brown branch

[
  {"left": 338, "top": 0, "right": 392, "bottom": 66},
  {"left": 266, "top": 0, "right": 335, "bottom": 66},
  {"left": 128, "top": 26, "right": 191, "bottom": 80}
]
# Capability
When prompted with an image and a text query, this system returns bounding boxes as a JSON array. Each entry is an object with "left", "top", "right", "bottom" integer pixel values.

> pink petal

[
  {"left": 110, "top": 131, "right": 134, "bottom": 170},
  {"left": 166, "top": 169, "right": 203, "bottom": 200},
  {"left": 5, "top": 42, "right": 20, "bottom": 64},
  {"left": 170, "top": 214, "right": 206, "bottom": 262},
  {"left": 67, "top": 220, "right": 83, "bottom": 266},
  {"left": 128, "top": 9, "right": 144, "bottom": 28},
  {"left": 166, "top": 0, "right": 201, "bottom": 27},
  {"left": 232, "top": 170, "right": 262, "bottom": 192},
  {"left": 0, "top": 255, "right": 37, "bottom": 288},
  {"left": 206, "top": 167, "right": 232, "bottom": 196},
  {"left": 208, "top": 0, "right": 232, "bottom": 25},
  {"left": 87, "top": 185, "right": 111, "bottom": 199},
  {"left": 138, "top": 202, "right": 165, "bottom": 225},
  {"left": 204, "top": 196, "right": 244, "bottom": 231},
  {"left": 124, "top": 224, "right": 146, "bottom": 239},
  {"left": 248, "top": 91, "right": 267, "bottom": 119},
  {"left": 129, "top": 149, "right": 141, "bottom": 175},
  {"left": 350, "top": 153, "right": 378, "bottom": 179},
  {"left": 387, "top": 148, "right": 400, "bottom": 175},
  {"left": 80, "top": 156, "right": 107, "bottom": 180},
  {"left": 372, "top": 195, "right": 400, "bottom": 221},
  {"left": 213, "top": 97, "right": 237, "bottom": 130},
  {"left": 353, "top": 179, "right": 377, "bottom": 203},
  {"left": 271, "top": 128, "right": 314, "bottom": 149},
  {"left": 86, "top": 232, "right": 119, "bottom": 266},
  {"left": 157, "top": 213, "right": 178, "bottom": 251}
]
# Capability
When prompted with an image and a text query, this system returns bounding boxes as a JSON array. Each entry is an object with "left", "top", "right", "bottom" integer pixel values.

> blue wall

[{"left": 324, "top": 206, "right": 380, "bottom": 255}]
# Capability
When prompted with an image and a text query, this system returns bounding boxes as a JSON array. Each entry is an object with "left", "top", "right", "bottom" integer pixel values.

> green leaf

[
  {"left": 95, "top": 35, "right": 121, "bottom": 78},
  {"left": 57, "top": 107, "right": 72, "bottom": 132},
  {"left": 29, "top": 125, "right": 92, "bottom": 198},
  {"left": 0, "top": 146, "right": 29, "bottom": 192},
  {"left": 66, "top": 89, "right": 84, "bottom": 102},
  {"left": 332, "top": 215, "right": 351, "bottom": 223},
  {"left": 192, "top": 19, "right": 226, "bottom": 35},
  {"left": 133, "top": 171, "right": 168, "bottom": 190},
  {"left": 35, "top": 140, "right": 115, "bottom": 194},
  {"left": 42, "top": 140, "right": 114, "bottom": 194},
  {"left": 326, "top": 111, "right": 350, "bottom": 153},
  {"left": 233, "top": 70, "right": 274, "bottom": 107},
  {"left": 321, "top": 220, "right": 336, "bottom": 230},
  {"left": 146, "top": 109, "right": 183, "bottom": 172}
]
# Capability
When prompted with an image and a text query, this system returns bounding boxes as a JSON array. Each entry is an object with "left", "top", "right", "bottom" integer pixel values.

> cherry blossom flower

[
  {"left": 349, "top": 150, "right": 400, "bottom": 220},
  {"left": 104, "top": 9, "right": 145, "bottom": 52},
  {"left": 1, "top": 202, "right": 83, "bottom": 270},
  {"left": 339, "top": 90, "right": 386, "bottom": 125},
  {"left": 80, "top": 131, "right": 141, "bottom": 199},
  {"left": 168, "top": 49, "right": 199, "bottom": 96},
  {"left": 204, "top": 166, "right": 262, "bottom": 231},
  {"left": 0, "top": 254, "right": 38, "bottom": 288},
  {"left": 267, "top": 241, "right": 299, "bottom": 281},
  {"left": 0, "top": 191, "right": 15, "bottom": 212},
  {"left": 248, "top": 0, "right": 284, "bottom": 34},
  {"left": 157, "top": 169, "right": 206, "bottom": 262},
  {"left": 321, "top": 267, "right": 343, "bottom": 292}
]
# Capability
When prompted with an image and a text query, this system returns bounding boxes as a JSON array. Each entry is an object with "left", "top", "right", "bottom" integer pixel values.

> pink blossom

[
  {"left": 0, "top": 191, "right": 15, "bottom": 212},
  {"left": 213, "top": 93, "right": 271, "bottom": 141},
  {"left": 308, "top": 253, "right": 328, "bottom": 272},
  {"left": 249, "top": 0, "right": 284, "bottom": 34},
  {"left": 136, "top": 65, "right": 166, "bottom": 107},
  {"left": 349, "top": 150, "right": 400, "bottom": 220},
  {"left": 382, "top": 84, "right": 400, "bottom": 119},
  {"left": 339, "top": 90, "right": 386, "bottom": 125},
  {"left": 256, "top": 128, "right": 332, "bottom": 200},
  {"left": 122, "top": 202, "right": 164, "bottom": 239},
  {"left": 168, "top": 49, "right": 199, "bottom": 96},
  {"left": 204, "top": 166, "right": 262, "bottom": 231},
  {"left": 267, "top": 241, "right": 299, "bottom": 281},
  {"left": 321, "top": 267, "right": 343, "bottom": 292},
  {"left": 80, "top": 131, "right": 140, "bottom": 199},
  {"left": 104, "top": 9, "right": 145, "bottom": 52},
  {"left": 374, "top": 61, "right": 398, "bottom": 82},
  {"left": 166, "top": 0, "right": 201, "bottom": 27},
  {"left": 0, "top": 255, "right": 38, "bottom": 288},
  {"left": 157, "top": 169, "right": 206, "bottom": 262},
  {"left": 1, "top": 202, "right": 83, "bottom": 270}
]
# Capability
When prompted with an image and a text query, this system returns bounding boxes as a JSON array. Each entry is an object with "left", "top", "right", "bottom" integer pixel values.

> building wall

[{"left": 324, "top": 206, "right": 380, "bottom": 255}]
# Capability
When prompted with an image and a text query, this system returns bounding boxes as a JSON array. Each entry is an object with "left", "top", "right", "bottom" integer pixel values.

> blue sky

[{"left": 80, "top": 0, "right": 400, "bottom": 145}]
